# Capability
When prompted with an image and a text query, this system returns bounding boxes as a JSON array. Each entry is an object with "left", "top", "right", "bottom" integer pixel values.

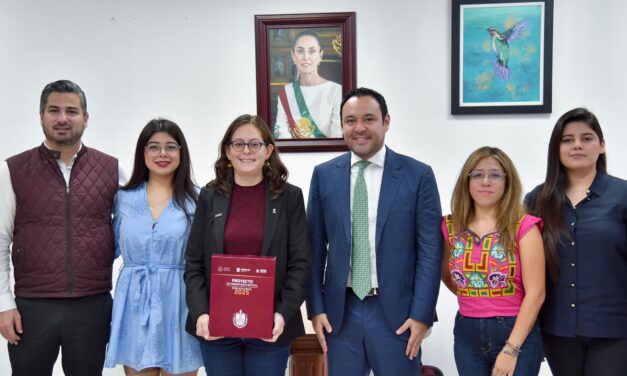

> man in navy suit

[{"left": 306, "top": 87, "right": 442, "bottom": 375}]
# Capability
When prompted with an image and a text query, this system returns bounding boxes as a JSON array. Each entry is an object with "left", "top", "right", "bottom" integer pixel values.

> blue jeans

[
  {"left": 198, "top": 337, "right": 290, "bottom": 376},
  {"left": 453, "top": 312, "right": 543, "bottom": 376}
]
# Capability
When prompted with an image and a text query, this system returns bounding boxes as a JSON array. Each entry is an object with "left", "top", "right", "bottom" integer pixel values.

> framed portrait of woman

[{"left": 255, "top": 12, "right": 356, "bottom": 152}]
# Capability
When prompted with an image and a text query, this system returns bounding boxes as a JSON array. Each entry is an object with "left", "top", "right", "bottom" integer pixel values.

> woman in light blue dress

[{"left": 105, "top": 119, "right": 202, "bottom": 375}]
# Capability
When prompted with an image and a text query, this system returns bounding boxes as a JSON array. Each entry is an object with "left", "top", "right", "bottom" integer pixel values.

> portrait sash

[
  {"left": 279, "top": 81, "right": 326, "bottom": 138},
  {"left": 278, "top": 86, "right": 298, "bottom": 135}
]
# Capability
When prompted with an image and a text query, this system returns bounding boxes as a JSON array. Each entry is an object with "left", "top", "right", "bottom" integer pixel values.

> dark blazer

[
  {"left": 184, "top": 182, "right": 311, "bottom": 344},
  {"left": 306, "top": 147, "right": 442, "bottom": 335}
]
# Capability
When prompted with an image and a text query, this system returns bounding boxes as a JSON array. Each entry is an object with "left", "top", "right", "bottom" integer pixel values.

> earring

[
  {"left": 264, "top": 162, "right": 270, "bottom": 168},
  {"left": 227, "top": 162, "right": 232, "bottom": 168}
]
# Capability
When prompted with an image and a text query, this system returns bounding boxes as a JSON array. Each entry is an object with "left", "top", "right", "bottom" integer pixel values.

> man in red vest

[{"left": 0, "top": 80, "right": 119, "bottom": 375}]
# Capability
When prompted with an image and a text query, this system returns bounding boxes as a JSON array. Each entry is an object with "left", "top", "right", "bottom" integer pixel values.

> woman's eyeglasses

[
  {"left": 468, "top": 170, "right": 506, "bottom": 182},
  {"left": 228, "top": 141, "right": 266, "bottom": 152},
  {"left": 144, "top": 143, "right": 182, "bottom": 156}
]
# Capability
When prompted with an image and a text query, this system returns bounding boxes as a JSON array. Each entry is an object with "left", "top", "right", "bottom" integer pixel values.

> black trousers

[
  {"left": 543, "top": 331, "right": 627, "bottom": 376},
  {"left": 8, "top": 293, "right": 112, "bottom": 376}
]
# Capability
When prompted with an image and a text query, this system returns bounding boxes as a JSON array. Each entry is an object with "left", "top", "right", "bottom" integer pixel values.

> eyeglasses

[
  {"left": 228, "top": 140, "right": 266, "bottom": 152},
  {"left": 468, "top": 170, "right": 506, "bottom": 182},
  {"left": 144, "top": 143, "right": 182, "bottom": 156}
]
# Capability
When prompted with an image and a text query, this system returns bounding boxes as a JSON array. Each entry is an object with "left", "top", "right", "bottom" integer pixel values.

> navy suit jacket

[{"left": 306, "top": 147, "right": 442, "bottom": 335}]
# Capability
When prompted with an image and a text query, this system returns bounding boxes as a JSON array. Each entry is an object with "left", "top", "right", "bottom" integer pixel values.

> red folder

[{"left": 209, "top": 254, "right": 276, "bottom": 338}]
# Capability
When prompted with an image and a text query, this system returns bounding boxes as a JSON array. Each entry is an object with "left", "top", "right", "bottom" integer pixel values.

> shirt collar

[
  {"left": 43, "top": 141, "right": 82, "bottom": 163},
  {"left": 588, "top": 170, "right": 609, "bottom": 197},
  {"left": 350, "top": 146, "right": 386, "bottom": 168}
]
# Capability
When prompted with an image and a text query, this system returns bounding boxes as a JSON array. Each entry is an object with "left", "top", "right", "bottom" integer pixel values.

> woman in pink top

[{"left": 441, "top": 146, "right": 546, "bottom": 376}]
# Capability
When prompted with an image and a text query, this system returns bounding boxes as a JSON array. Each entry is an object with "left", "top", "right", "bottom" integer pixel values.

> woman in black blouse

[
  {"left": 525, "top": 108, "right": 627, "bottom": 376},
  {"left": 184, "top": 114, "right": 310, "bottom": 376}
]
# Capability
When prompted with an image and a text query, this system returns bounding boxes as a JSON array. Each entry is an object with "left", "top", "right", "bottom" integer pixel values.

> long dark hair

[
  {"left": 209, "top": 114, "right": 288, "bottom": 197},
  {"left": 124, "top": 118, "right": 198, "bottom": 223},
  {"left": 526, "top": 108, "right": 606, "bottom": 281}
]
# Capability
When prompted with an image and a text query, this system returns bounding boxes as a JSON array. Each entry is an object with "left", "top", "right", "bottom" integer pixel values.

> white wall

[{"left": 1, "top": 0, "right": 625, "bottom": 375}]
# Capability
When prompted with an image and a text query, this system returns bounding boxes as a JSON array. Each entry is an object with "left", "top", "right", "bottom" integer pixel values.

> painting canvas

[
  {"left": 452, "top": 0, "right": 553, "bottom": 114},
  {"left": 267, "top": 27, "right": 344, "bottom": 140}
]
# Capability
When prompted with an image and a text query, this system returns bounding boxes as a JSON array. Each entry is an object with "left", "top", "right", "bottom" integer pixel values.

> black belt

[{"left": 349, "top": 287, "right": 380, "bottom": 296}]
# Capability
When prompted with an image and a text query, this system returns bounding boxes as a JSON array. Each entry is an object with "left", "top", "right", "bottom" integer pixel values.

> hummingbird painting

[{"left": 487, "top": 20, "right": 528, "bottom": 79}]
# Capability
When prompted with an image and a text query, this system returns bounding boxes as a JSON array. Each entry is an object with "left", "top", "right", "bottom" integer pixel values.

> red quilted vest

[{"left": 7, "top": 144, "right": 118, "bottom": 298}]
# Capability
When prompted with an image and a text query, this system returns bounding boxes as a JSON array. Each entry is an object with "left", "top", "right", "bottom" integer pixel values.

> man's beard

[{"left": 43, "top": 126, "right": 85, "bottom": 146}]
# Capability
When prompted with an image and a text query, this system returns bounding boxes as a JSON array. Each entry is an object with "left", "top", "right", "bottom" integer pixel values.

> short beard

[{"left": 43, "top": 128, "right": 84, "bottom": 148}]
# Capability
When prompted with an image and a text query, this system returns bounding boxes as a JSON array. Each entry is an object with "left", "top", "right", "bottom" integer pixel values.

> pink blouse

[{"left": 441, "top": 214, "right": 542, "bottom": 317}]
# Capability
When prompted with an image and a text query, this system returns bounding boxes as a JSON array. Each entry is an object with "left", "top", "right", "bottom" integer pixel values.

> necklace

[
  {"left": 469, "top": 222, "right": 497, "bottom": 237},
  {"left": 148, "top": 195, "right": 171, "bottom": 211}
]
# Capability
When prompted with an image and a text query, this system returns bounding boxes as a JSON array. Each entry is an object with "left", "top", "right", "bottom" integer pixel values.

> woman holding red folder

[{"left": 184, "top": 114, "right": 311, "bottom": 376}]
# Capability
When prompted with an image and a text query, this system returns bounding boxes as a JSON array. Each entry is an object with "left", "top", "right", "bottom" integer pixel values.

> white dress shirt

[
  {"left": 0, "top": 161, "right": 16, "bottom": 312},
  {"left": 347, "top": 146, "right": 386, "bottom": 289}
]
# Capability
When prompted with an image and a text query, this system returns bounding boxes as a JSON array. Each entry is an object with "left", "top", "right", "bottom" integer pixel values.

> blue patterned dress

[{"left": 105, "top": 183, "right": 202, "bottom": 373}]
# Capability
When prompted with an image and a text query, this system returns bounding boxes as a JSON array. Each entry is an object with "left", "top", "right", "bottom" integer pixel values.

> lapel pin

[{"left": 272, "top": 208, "right": 276, "bottom": 214}]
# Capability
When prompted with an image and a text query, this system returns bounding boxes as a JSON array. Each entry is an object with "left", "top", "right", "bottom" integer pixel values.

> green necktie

[{"left": 352, "top": 160, "right": 372, "bottom": 300}]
